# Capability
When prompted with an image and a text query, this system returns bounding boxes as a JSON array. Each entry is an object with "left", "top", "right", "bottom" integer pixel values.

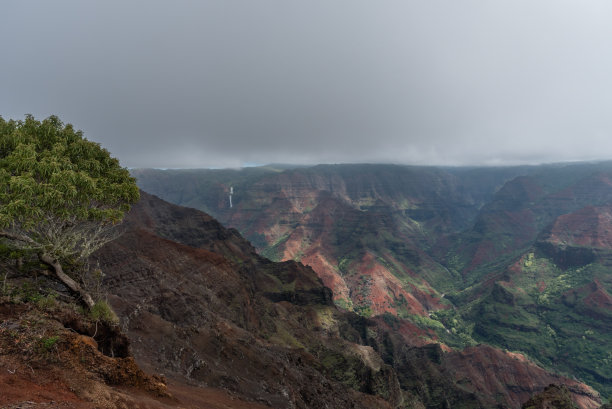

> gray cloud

[{"left": 2, "top": 1, "right": 612, "bottom": 168}]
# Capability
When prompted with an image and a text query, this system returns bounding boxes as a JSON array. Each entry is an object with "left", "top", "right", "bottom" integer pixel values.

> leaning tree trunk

[{"left": 38, "top": 253, "right": 95, "bottom": 309}]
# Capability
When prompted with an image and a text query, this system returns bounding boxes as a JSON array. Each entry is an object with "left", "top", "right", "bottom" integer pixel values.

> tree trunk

[{"left": 38, "top": 253, "right": 95, "bottom": 309}]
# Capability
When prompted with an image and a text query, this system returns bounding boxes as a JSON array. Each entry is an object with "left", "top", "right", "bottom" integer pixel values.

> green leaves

[
  {"left": 0, "top": 114, "right": 139, "bottom": 260},
  {"left": 0, "top": 115, "right": 139, "bottom": 227}
]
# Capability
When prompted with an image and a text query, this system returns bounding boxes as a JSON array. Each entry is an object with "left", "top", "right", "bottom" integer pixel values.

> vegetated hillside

[
  {"left": 133, "top": 161, "right": 612, "bottom": 399},
  {"left": 94, "top": 191, "right": 601, "bottom": 409},
  {"left": 447, "top": 170, "right": 612, "bottom": 398}
]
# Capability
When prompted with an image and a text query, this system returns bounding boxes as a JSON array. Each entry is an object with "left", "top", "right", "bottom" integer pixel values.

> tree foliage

[{"left": 0, "top": 114, "right": 139, "bottom": 307}]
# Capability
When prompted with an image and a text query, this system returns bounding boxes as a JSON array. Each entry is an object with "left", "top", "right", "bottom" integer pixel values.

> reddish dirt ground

[{"left": 0, "top": 362, "right": 273, "bottom": 409}]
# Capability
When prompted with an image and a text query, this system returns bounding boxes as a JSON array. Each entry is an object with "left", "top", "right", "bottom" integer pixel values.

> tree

[{"left": 0, "top": 115, "right": 139, "bottom": 308}]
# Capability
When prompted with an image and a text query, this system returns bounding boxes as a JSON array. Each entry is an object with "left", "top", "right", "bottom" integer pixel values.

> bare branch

[
  {"left": 38, "top": 252, "right": 95, "bottom": 308},
  {"left": 0, "top": 230, "right": 38, "bottom": 246}
]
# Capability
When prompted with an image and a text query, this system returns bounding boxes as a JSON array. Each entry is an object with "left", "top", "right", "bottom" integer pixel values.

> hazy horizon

[{"left": 132, "top": 158, "right": 612, "bottom": 172}]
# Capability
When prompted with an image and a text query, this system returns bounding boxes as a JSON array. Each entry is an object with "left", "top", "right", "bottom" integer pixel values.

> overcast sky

[{"left": 2, "top": 1, "right": 612, "bottom": 168}]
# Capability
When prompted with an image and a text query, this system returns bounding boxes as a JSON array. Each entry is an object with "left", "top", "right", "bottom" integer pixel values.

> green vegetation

[
  {"left": 462, "top": 253, "right": 612, "bottom": 395},
  {"left": 338, "top": 256, "right": 352, "bottom": 275},
  {"left": 34, "top": 292, "right": 57, "bottom": 310},
  {"left": 2, "top": 281, "right": 57, "bottom": 310},
  {"left": 334, "top": 297, "right": 354, "bottom": 310},
  {"left": 37, "top": 335, "right": 60, "bottom": 353},
  {"left": 0, "top": 115, "right": 139, "bottom": 308},
  {"left": 260, "top": 231, "right": 291, "bottom": 261},
  {"left": 429, "top": 308, "right": 478, "bottom": 348},
  {"left": 410, "top": 314, "right": 445, "bottom": 331},
  {"left": 269, "top": 325, "right": 305, "bottom": 349},
  {"left": 89, "top": 300, "right": 119, "bottom": 325},
  {"left": 354, "top": 304, "right": 374, "bottom": 318}
]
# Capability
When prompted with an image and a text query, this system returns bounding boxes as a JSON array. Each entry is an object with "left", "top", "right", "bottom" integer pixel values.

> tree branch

[
  {"left": 0, "top": 230, "right": 37, "bottom": 245},
  {"left": 38, "top": 252, "right": 95, "bottom": 309}
]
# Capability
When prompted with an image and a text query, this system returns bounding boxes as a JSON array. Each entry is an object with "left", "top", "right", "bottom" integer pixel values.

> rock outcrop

[{"left": 522, "top": 384, "right": 578, "bottom": 409}]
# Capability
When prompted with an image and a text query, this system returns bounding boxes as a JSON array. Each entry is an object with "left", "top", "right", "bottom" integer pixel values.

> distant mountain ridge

[{"left": 132, "top": 164, "right": 529, "bottom": 309}]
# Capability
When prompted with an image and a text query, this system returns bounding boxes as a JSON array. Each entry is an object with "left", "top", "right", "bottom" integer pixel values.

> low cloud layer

[{"left": 3, "top": 1, "right": 612, "bottom": 168}]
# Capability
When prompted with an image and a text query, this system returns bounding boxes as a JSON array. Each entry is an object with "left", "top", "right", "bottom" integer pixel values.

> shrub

[
  {"left": 38, "top": 335, "right": 60, "bottom": 352},
  {"left": 89, "top": 300, "right": 119, "bottom": 325}
]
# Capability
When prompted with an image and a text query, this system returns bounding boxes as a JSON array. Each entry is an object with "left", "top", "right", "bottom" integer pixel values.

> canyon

[
  {"left": 3, "top": 161, "right": 612, "bottom": 407},
  {"left": 0, "top": 189, "right": 602, "bottom": 408},
  {"left": 134, "top": 162, "right": 612, "bottom": 400}
]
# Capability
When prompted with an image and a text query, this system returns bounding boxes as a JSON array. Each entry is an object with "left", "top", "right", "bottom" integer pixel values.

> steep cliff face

[
  {"left": 450, "top": 166, "right": 612, "bottom": 282},
  {"left": 537, "top": 205, "right": 612, "bottom": 268},
  {"left": 92, "top": 192, "right": 600, "bottom": 409}
]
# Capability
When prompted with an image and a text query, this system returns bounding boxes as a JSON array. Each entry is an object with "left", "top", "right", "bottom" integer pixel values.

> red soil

[
  {"left": 545, "top": 206, "right": 612, "bottom": 249},
  {"left": 447, "top": 345, "right": 601, "bottom": 409}
]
